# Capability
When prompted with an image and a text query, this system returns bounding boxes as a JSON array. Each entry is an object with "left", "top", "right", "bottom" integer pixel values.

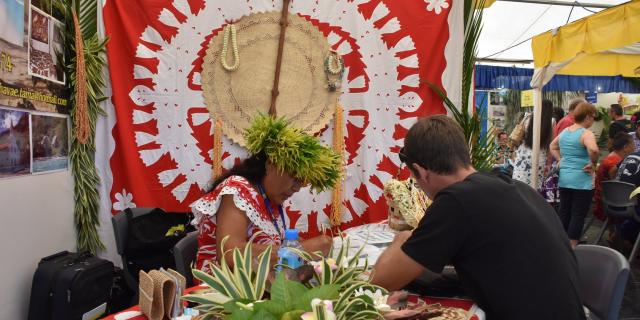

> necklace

[
  {"left": 221, "top": 24, "right": 239, "bottom": 71},
  {"left": 257, "top": 184, "right": 286, "bottom": 238},
  {"left": 324, "top": 51, "right": 344, "bottom": 92}
]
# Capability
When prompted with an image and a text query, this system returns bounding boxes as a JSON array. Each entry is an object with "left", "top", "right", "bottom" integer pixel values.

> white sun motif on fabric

[
  {"left": 113, "top": 188, "right": 137, "bottom": 211},
  {"left": 127, "top": 0, "right": 422, "bottom": 232},
  {"left": 425, "top": 0, "right": 449, "bottom": 14}
]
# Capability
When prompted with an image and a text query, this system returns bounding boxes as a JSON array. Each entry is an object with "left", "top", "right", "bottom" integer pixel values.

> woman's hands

[{"left": 301, "top": 235, "right": 333, "bottom": 259}]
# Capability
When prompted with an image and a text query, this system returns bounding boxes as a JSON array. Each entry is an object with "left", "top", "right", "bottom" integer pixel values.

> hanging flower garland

[{"left": 220, "top": 24, "right": 240, "bottom": 71}]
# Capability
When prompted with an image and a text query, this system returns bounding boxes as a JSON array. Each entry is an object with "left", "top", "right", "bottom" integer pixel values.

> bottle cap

[{"left": 284, "top": 229, "right": 298, "bottom": 240}]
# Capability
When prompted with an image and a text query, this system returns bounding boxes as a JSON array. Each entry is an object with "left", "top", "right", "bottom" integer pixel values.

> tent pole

[
  {"left": 497, "top": 0, "right": 613, "bottom": 8},
  {"left": 531, "top": 88, "right": 543, "bottom": 190}
]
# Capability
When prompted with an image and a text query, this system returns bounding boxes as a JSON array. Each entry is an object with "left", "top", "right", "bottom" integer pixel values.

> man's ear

[{"left": 411, "top": 163, "right": 428, "bottom": 181}]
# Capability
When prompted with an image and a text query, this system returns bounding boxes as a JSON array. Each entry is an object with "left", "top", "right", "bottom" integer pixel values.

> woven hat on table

[{"left": 202, "top": 11, "right": 339, "bottom": 146}]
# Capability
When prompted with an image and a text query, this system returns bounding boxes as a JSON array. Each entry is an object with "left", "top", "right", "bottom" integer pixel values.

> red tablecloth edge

[{"left": 103, "top": 288, "right": 479, "bottom": 320}]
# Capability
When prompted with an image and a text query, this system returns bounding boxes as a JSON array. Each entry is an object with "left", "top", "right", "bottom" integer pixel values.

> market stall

[{"left": 529, "top": 0, "right": 640, "bottom": 188}]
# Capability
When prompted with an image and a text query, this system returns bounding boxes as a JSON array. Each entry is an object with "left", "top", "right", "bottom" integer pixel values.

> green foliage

[
  {"left": 53, "top": 0, "right": 108, "bottom": 253},
  {"left": 186, "top": 235, "right": 386, "bottom": 320},
  {"left": 244, "top": 114, "right": 341, "bottom": 192}
]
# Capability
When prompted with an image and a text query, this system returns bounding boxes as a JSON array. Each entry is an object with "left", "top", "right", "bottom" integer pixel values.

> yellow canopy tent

[{"left": 528, "top": 0, "right": 640, "bottom": 189}]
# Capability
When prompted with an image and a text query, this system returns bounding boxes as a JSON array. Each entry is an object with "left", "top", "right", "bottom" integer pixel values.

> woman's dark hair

[
  {"left": 204, "top": 153, "right": 267, "bottom": 193},
  {"left": 524, "top": 99, "right": 553, "bottom": 149},
  {"left": 611, "top": 132, "right": 633, "bottom": 152},
  {"left": 552, "top": 106, "right": 565, "bottom": 124}
]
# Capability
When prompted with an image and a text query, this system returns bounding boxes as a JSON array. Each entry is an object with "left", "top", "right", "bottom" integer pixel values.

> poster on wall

[
  {"left": 0, "top": 106, "right": 31, "bottom": 177},
  {"left": 0, "top": 0, "right": 25, "bottom": 47},
  {"left": 28, "top": 5, "right": 65, "bottom": 84},
  {"left": 31, "top": 113, "right": 68, "bottom": 172},
  {"left": 0, "top": 0, "right": 68, "bottom": 114}
]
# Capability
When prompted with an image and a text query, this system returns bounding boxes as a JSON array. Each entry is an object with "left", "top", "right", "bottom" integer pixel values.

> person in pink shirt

[{"left": 553, "top": 98, "right": 586, "bottom": 138}]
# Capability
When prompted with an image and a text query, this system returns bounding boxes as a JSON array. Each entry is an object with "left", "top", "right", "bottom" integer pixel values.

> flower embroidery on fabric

[
  {"left": 113, "top": 188, "right": 137, "bottom": 211},
  {"left": 425, "top": 0, "right": 449, "bottom": 14}
]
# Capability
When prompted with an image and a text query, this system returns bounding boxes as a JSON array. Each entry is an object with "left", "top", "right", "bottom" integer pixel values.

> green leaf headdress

[{"left": 244, "top": 114, "right": 341, "bottom": 192}]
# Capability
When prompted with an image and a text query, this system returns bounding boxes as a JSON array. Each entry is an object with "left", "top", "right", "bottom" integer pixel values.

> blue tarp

[{"left": 475, "top": 64, "right": 640, "bottom": 93}]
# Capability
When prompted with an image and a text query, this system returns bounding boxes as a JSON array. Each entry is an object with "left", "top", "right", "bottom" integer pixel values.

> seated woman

[
  {"left": 593, "top": 132, "right": 635, "bottom": 239},
  {"left": 191, "top": 115, "right": 339, "bottom": 274}
]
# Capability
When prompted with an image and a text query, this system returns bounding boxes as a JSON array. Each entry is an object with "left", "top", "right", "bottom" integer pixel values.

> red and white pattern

[
  {"left": 101, "top": 0, "right": 462, "bottom": 239},
  {"left": 191, "top": 175, "right": 281, "bottom": 274}
]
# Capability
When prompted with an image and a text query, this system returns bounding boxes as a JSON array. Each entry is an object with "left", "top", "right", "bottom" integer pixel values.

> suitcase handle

[
  {"left": 64, "top": 251, "right": 93, "bottom": 266},
  {"left": 41, "top": 251, "right": 70, "bottom": 262}
]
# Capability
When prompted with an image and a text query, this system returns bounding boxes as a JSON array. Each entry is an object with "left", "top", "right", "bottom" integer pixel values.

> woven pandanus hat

[{"left": 201, "top": 11, "right": 340, "bottom": 146}]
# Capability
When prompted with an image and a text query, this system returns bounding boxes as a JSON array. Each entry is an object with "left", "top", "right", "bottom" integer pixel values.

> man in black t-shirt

[
  {"left": 371, "top": 115, "right": 585, "bottom": 320},
  {"left": 609, "top": 104, "right": 633, "bottom": 139}
]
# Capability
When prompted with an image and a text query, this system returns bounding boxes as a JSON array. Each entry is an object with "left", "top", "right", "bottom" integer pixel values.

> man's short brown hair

[
  {"left": 573, "top": 102, "right": 597, "bottom": 123},
  {"left": 568, "top": 98, "right": 585, "bottom": 112},
  {"left": 402, "top": 115, "right": 471, "bottom": 174}
]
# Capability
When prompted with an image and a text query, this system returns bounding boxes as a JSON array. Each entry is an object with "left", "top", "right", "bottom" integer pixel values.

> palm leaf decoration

[
  {"left": 425, "top": 0, "right": 495, "bottom": 172},
  {"left": 53, "top": 0, "right": 109, "bottom": 252}
]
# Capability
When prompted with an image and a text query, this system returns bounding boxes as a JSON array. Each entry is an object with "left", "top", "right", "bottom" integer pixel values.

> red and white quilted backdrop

[{"left": 100, "top": 0, "right": 462, "bottom": 239}]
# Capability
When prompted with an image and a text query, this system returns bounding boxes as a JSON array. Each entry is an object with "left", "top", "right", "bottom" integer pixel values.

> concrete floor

[{"left": 581, "top": 219, "right": 640, "bottom": 319}]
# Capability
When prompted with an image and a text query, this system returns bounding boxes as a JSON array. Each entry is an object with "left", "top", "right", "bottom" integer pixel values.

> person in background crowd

[
  {"left": 553, "top": 98, "right": 586, "bottom": 137},
  {"left": 552, "top": 106, "right": 565, "bottom": 126},
  {"left": 512, "top": 99, "right": 553, "bottom": 186},
  {"left": 593, "top": 133, "right": 635, "bottom": 241},
  {"left": 615, "top": 151, "right": 640, "bottom": 249},
  {"left": 608, "top": 104, "right": 633, "bottom": 141},
  {"left": 494, "top": 131, "right": 513, "bottom": 174},
  {"left": 630, "top": 111, "right": 640, "bottom": 127},
  {"left": 630, "top": 120, "right": 640, "bottom": 152},
  {"left": 550, "top": 102, "right": 599, "bottom": 248},
  {"left": 371, "top": 115, "right": 586, "bottom": 320}
]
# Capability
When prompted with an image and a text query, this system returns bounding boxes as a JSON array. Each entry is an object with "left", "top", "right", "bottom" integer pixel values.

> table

[
  {"left": 103, "top": 224, "right": 485, "bottom": 319},
  {"left": 102, "top": 292, "right": 484, "bottom": 320}
]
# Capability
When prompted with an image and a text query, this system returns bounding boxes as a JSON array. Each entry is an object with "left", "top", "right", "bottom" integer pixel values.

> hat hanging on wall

[{"left": 201, "top": 11, "right": 340, "bottom": 147}]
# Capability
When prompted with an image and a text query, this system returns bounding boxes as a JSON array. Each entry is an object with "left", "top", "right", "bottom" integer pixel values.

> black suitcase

[{"left": 28, "top": 251, "right": 115, "bottom": 320}]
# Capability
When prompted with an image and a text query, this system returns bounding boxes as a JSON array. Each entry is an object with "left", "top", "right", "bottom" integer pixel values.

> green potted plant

[{"left": 183, "top": 234, "right": 389, "bottom": 320}]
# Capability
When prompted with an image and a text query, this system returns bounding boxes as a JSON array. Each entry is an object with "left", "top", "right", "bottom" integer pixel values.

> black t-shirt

[
  {"left": 609, "top": 119, "right": 634, "bottom": 139},
  {"left": 402, "top": 173, "right": 585, "bottom": 320}
]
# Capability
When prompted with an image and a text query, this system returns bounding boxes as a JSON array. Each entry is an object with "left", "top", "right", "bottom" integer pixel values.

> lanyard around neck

[{"left": 257, "top": 184, "right": 286, "bottom": 238}]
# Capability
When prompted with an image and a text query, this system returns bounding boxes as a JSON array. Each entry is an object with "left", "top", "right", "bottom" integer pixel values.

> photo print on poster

[
  {"left": 0, "top": 0, "right": 68, "bottom": 114},
  {"left": 31, "top": 113, "right": 68, "bottom": 172},
  {"left": 0, "top": 0, "right": 25, "bottom": 47},
  {"left": 28, "top": 5, "right": 65, "bottom": 84},
  {"left": 0, "top": 106, "right": 30, "bottom": 177}
]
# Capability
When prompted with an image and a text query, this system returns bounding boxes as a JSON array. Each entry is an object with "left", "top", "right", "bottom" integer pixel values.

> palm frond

[
  {"left": 78, "top": 0, "right": 98, "bottom": 38},
  {"left": 53, "top": 0, "right": 109, "bottom": 253}
]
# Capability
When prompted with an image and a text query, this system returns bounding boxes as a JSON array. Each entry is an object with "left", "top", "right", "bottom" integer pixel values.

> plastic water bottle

[{"left": 278, "top": 229, "right": 304, "bottom": 271}]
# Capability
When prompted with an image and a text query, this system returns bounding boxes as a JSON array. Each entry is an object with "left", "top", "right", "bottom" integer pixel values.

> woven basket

[{"left": 139, "top": 270, "right": 179, "bottom": 320}]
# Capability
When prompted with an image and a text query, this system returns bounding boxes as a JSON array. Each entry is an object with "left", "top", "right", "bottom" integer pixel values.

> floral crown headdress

[{"left": 244, "top": 114, "right": 341, "bottom": 192}]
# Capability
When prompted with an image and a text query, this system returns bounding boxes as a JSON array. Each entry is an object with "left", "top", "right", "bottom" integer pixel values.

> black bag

[
  {"left": 123, "top": 208, "right": 194, "bottom": 282},
  {"left": 28, "top": 251, "right": 115, "bottom": 320},
  {"left": 106, "top": 267, "right": 135, "bottom": 314}
]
